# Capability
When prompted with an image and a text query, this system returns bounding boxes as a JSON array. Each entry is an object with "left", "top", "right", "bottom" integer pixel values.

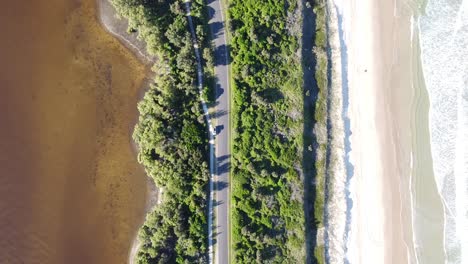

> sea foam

[{"left": 419, "top": 0, "right": 468, "bottom": 262}]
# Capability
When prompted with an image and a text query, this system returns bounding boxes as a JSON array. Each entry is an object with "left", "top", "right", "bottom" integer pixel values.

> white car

[{"left": 210, "top": 125, "right": 217, "bottom": 136}]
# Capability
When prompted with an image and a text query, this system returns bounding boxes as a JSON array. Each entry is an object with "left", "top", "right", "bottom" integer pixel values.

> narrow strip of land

[{"left": 184, "top": 0, "right": 230, "bottom": 263}]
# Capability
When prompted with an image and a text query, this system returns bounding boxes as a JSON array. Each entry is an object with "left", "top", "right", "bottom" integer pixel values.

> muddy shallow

[{"left": 0, "top": 1, "right": 148, "bottom": 263}]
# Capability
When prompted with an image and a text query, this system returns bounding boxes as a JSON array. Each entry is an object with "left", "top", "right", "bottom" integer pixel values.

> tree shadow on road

[
  {"left": 214, "top": 180, "right": 228, "bottom": 191},
  {"left": 211, "top": 109, "right": 227, "bottom": 119},
  {"left": 216, "top": 154, "right": 230, "bottom": 175}
]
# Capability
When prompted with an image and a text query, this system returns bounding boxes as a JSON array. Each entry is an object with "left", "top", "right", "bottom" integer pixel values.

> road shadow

[
  {"left": 206, "top": 3, "right": 216, "bottom": 20},
  {"left": 216, "top": 83, "right": 224, "bottom": 99},
  {"left": 214, "top": 180, "right": 228, "bottom": 191},
  {"left": 211, "top": 109, "right": 227, "bottom": 119},
  {"left": 301, "top": 1, "right": 320, "bottom": 263},
  {"left": 217, "top": 154, "right": 230, "bottom": 163},
  {"left": 213, "top": 44, "right": 231, "bottom": 66},
  {"left": 211, "top": 224, "right": 219, "bottom": 246},
  {"left": 210, "top": 21, "right": 224, "bottom": 39},
  {"left": 206, "top": 0, "right": 232, "bottom": 68},
  {"left": 211, "top": 199, "right": 225, "bottom": 207},
  {"left": 215, "top": 124, "right": 224, "bottom": 134},
  {"left": 216, "top": 154, "right": 231, "bottom": 175}
]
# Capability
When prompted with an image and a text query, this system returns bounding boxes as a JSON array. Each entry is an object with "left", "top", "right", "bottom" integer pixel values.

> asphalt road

[
  {"left": 184, "top": 0, "right": 230, "bottom": 262},
  {"left": 207, "top": 0, "right": 231, "bottom": 263}
]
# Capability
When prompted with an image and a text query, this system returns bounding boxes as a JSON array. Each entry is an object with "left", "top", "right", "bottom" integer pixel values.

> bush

[
  {"left": 109, "top": 0, "right": 212, "bottom": 263},
  {"left": 229, "top": 0, "right": 307, "bottom": 262}
]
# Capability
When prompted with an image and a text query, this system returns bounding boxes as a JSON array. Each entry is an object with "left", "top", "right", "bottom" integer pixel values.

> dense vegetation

[
  {"left": 110, "top": 0, "right": 329, "bottom": 262},
  {"left": 229, "top": 0, "right": 308, "bottom": 262},
  {"left": 311, "top": 0, "right": 329, "bottom": 262},
  {"left": 228, "top": 0, "right": 330, "bottom": 262},
  {"left": 109, "top": 0, "right": 212, "bottom": 263}
]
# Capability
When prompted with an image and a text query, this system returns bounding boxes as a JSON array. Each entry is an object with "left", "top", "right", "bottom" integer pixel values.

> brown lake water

[{"left": 0, "top": 1, "right": 148, "bottom": 263}]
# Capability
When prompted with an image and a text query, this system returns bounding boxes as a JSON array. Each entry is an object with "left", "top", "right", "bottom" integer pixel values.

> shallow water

[
  {"left": 410, "top": 31, "right": 445, "bottom": 263},
  {"left": 419, "top": 0, "right": 468, "bottom": 262},
  {"left": 0, "top": 1, "right": 147, "bottom": 263}
]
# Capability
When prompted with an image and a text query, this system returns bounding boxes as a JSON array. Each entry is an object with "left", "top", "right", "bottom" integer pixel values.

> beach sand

[{"left": 344, "top": 0, "right": 417, "bottom": 262}]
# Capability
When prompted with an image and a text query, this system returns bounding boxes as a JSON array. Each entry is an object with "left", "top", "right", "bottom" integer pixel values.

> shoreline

[
  {"left": 92, "top": 1, "right": 449, "bottom": 263},
  {"left": 95, "top": 1, "right": 159, "bottom": 263},
  {"left": 341, "top": 0, "right": 449, "bottom": 263},
  {"left": 96, "top": 0, "right": 154, "bottom": 65},
  {"left": 416, "top": 0, "right": 467, "bottom": 261},
  {"left": 409, "top": 14, "right": 445, "bottom": 263}
]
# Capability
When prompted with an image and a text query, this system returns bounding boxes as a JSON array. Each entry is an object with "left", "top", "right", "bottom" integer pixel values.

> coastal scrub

[{"left": 109, "top": 0, "right": 213, "bottom": 262}]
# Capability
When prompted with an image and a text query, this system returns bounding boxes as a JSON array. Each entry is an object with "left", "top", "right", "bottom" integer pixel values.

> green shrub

[
  {"left": 109, "top": 0, "right": 212, "bottom": 263},
  {"left": 229, "top": 0, "right": 306, "bottom": 262}
]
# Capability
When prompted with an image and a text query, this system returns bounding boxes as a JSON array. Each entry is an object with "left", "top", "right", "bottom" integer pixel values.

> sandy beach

[
  {"left": 340, "top": 0, "right": 417, "bottom": 262},
  {"left": 345, "top": 0, "right": 387, "bottom": 261}
]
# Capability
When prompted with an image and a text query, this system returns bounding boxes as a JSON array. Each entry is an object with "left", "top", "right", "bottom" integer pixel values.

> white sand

[
  {"left": 338, "top": 0, "right": 411, "bottom": 263},
  {"left": 344, "top": 0, "right": 385, "bottom": 262}
]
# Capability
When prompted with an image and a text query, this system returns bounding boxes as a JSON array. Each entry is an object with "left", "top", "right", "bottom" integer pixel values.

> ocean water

[{"left": 419, "top": 0, "right": 468, "bottom": 262}]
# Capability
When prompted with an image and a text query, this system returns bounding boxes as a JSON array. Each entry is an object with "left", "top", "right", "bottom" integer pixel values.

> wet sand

[
  {"left": 0, "top": 1, "right": 148, "bottom": 263},
  {"left": 378, "top": 1, "right": 445, "bottom": 262},
  {"left": 382, "top": 1, "right": 418, "bottom": 262},
  {"left": 383, "top": 2, "right": 418, "bottom": 262},
  {"left": 340, "top": 0, "right": 447, "bottom": 262},
  {"left": 410, "top": 43, "right": 446, "bottom": 264},
  {"left": 409, "top": 13, "right": 445, "bottom": 264}
]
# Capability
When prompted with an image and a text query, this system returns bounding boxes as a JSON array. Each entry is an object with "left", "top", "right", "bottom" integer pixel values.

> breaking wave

[{"left": 419, "top": 0, "right": 468, "bottom": 262}]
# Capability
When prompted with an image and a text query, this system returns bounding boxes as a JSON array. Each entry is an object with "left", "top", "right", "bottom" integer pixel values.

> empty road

[
  {"left": 208, "top": 0, "right": 231, "bottom": 263},
  {"left": 184, "top": 0, "right": 230, "bottom": 263}
]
